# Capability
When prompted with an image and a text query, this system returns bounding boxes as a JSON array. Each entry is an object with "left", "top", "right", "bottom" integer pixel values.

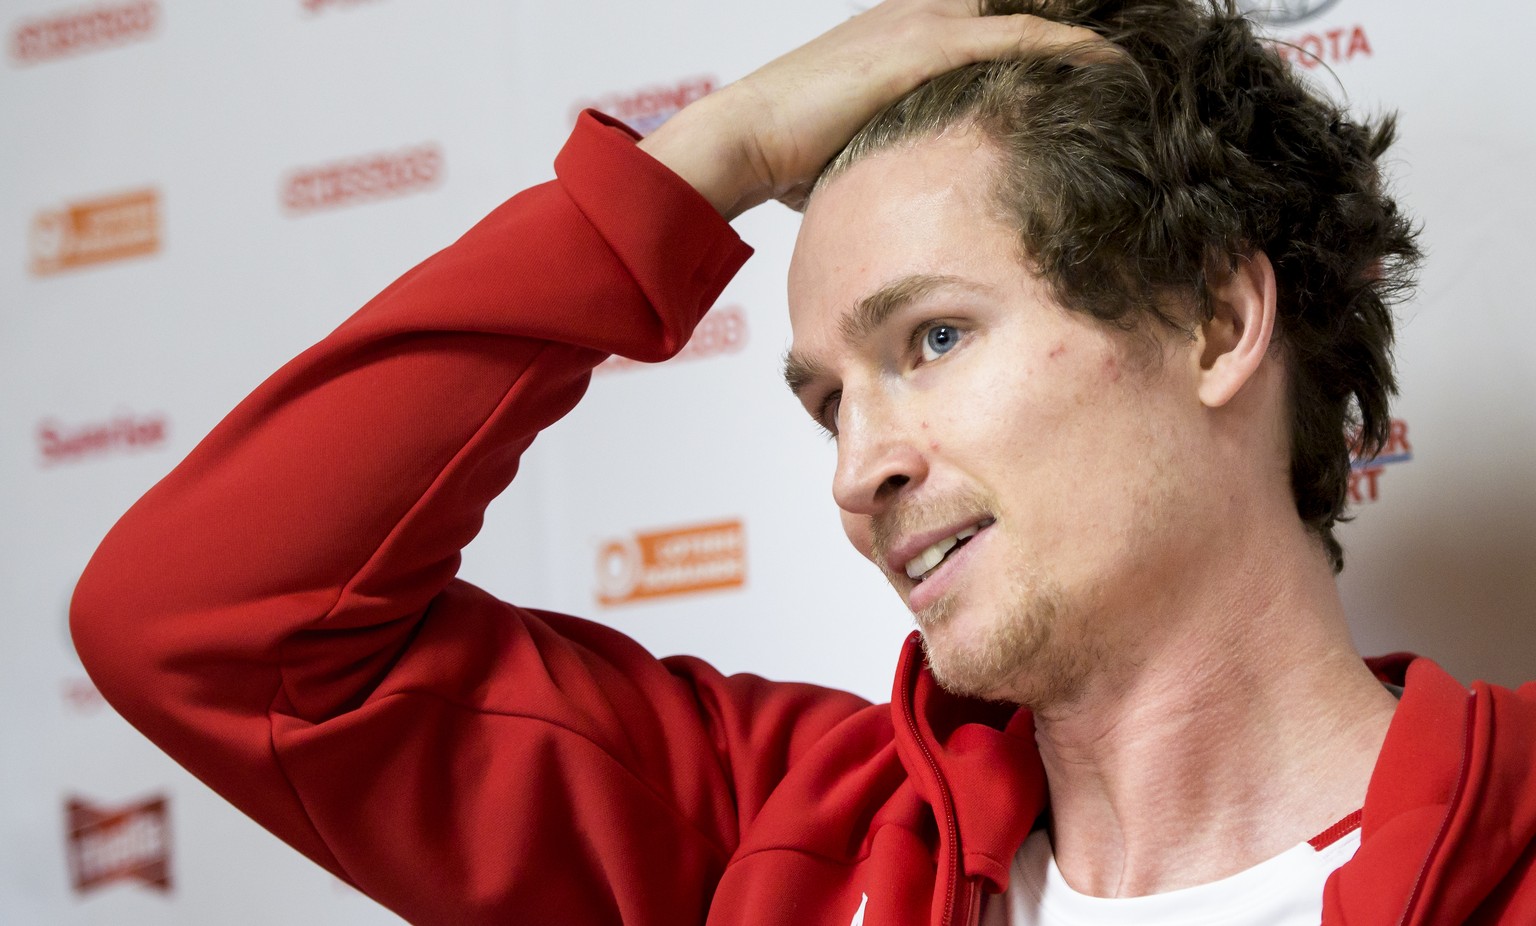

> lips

[
  {"left": 904, "top": 522, "right": 983, "bottom": 579},
  {"left": 885, "top": 517, "right": 996, "bottom": 585}
]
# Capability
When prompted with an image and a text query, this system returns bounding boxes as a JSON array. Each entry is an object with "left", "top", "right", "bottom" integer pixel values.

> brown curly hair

[{"left": 819, "top": 0, "right": 1420, "bottom": 572}]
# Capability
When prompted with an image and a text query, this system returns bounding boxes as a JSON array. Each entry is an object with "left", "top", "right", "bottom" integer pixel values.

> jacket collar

[
  {"left": 891, "top": 632, "right": 1045, "bottom": 892},
  {"left": 894, "top": 639, "right": 1535, "bottom": 918},
  {"left": 1333, "top": 657, "right": 1536, "bottom": 925}
]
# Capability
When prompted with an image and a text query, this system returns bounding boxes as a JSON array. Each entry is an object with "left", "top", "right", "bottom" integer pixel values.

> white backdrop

[{"left": 3, "top": 0, "right": 1533, "bottom": 922}]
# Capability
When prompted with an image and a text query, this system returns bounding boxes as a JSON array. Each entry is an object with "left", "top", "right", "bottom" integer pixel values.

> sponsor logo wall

[
  {"left": 10, "top": 1, "right": 159, "bottom": 65},
  {"left": 282, "top": 145, "right": 443, "bottom": 215},
  {"left": 594, "top": 303, "right": 748, "bottom": 373},
  {"left": 1271, "top": 23, "right": 1372, "bottom": 68},
  {"left": 1238, "top": 0, "right": 1373, "bottom": 68},
  {"left": 1350, "top": 418, "right": 1412, "bottom": 505},
  {"left": 4, "top": 1, "right": 1534, "bottom": 923},
  {"left": 597, "top": 518, "right": 748, "bottom": 606},
  {"left": 66, "top": 796, "right": 172, "bottom": 895},
  {"left": 37, "top": 411, "right": 168, "bottom": 466},
  {"left": 571, "top": 75, "right": 717, "bottom": 136},
  {"left": 30, "top": 189, "right": 161, "bottom": 276}
]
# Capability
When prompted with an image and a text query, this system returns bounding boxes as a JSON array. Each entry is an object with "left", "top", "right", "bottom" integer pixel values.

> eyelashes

[
  {"left": 815, "top": 390, "right": 841, "bottom": 440},
  {"left": 913, "top": 321, "right": 964, "bottom": 363},
  {"left": 810, "top": 318, "right": 969, "bottom": 439}
]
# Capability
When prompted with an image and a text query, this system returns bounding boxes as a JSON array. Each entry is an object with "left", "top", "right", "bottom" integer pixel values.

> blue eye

[{"left": 921, "top": 325, "right": 960, "bottom": 362}]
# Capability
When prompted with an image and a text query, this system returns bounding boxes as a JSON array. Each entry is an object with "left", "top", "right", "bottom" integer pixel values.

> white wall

[{"left": 3, "top": 0, "right": 1531, "bottom": 921}]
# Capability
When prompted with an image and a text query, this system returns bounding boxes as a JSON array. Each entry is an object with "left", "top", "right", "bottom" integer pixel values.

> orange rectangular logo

[
  {"left": 31, "top": 188, "right": 161, "bottom": 275},
  {"left": 597, "top": 519, "right": 746, "bottom": 606}
]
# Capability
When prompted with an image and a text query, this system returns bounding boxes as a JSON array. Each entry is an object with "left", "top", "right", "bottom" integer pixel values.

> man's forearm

[{"left": 68, "top": 114, "right": 752, "bottom": 891}]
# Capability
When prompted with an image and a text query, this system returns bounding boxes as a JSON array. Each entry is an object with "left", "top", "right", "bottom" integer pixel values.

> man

[{"left": 72, "top": 1, "right": 1534, "bottom": 924}]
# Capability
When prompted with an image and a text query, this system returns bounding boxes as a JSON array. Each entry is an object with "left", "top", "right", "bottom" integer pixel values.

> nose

[{"left": 831, "top": 392, "right": 928, "bottom": 518}]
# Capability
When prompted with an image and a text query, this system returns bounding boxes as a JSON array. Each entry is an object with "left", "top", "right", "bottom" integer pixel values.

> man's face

[{"left": 785, "top": 128, "right": 1209, "bottom": 706}]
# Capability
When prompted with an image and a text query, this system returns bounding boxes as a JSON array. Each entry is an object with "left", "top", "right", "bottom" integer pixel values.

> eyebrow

[{"left": 782, "top": 273, "right": 981, "bottom": 398}]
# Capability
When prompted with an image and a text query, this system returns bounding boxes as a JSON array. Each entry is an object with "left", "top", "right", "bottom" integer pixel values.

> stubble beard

[
  {"left": 916, "top": 552, "right": 1097, "bottom": 708},
  {"left": 871, "top": 490, "right": 1100, "bottom": 707}
]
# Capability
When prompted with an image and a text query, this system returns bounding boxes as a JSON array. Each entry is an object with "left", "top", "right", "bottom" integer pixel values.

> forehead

[{"left": 787, "top": 128, "right": 1013, "bottom": 341}]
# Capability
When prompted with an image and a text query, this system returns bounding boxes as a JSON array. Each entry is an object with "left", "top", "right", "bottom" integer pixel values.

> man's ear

[{"left": 1196, "top": 250, "right": 1277, "bottom": 408}]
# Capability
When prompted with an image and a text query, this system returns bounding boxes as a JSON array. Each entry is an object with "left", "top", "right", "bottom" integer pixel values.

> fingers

[
  {"left": 649, "top": 0, "right": 1126, "bottom": 219},
  {"left": 952, "top": 14, "right": 1119, "bottom": 66}
]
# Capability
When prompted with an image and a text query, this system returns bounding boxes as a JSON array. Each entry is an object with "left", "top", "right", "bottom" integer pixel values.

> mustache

[{"left": 869, "top": 488, "right": 997, "bottom": 573}]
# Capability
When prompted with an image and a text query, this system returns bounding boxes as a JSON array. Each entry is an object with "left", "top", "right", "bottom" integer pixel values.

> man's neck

[{"left": 1029, "top": 535, "right": 1399, "bottom": 898}]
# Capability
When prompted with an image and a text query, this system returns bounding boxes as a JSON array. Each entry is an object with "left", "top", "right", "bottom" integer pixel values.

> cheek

[{"left": 841, "top": 509, "right": 875, "bottom": 563}]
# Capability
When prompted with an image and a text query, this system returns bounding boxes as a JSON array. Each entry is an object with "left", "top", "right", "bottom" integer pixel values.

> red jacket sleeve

[{"left": 69, "top": 113, "right": 870, "bottom": 926}]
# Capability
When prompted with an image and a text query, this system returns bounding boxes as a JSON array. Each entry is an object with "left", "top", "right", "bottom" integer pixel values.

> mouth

[{"left": 901, "top": 518, "right": 995, "bottom": 584}]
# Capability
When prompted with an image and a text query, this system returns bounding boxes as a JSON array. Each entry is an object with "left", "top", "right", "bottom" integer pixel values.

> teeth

[
  {"left": 904, "top": 536, "right": 957, "bottom": 579},
  {"left": 902, "top": 519, "right": 995, "bottom": 580}
]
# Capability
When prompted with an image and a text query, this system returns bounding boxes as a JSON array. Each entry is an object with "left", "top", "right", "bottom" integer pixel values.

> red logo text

[
  {"left": 1270, "top": 24, "right": 1372, "bottom": 68},
  {"left": 572, "top": 75, "right": 717, "bottom": 136},
  {"left": 11, "top": 1, "right": 157, "bottom": 64},
  {"left": 66, "top": 796, "right": 171, "bottom": 895},
  {"left": 38, "top": 412, "right": 167, "bottom": 466},
  {"left": 596, "top": 305, "right": 748, "bottom": 374},
  {"left": 282, "top": 145, "right": 442, "bottom": 214},
  {"left": 1349, "top": 417, "right": 1411, "bottom": 504}
]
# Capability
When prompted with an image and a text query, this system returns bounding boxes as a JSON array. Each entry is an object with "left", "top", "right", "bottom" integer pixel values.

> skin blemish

[
  {"left": 930, "top": 441, "right": 941, "bottom": 452},
  {"left": 1048, "top": 342, "right": 1067, "bottom": 359},
  {"left": 1104, "top": 354, "right": 1122, "bottom": 383}
]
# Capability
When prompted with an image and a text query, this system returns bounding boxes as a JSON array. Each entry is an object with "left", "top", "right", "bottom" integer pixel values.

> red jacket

[{"left": 72, "top": 113, "right": 1536, "bottom": 926}]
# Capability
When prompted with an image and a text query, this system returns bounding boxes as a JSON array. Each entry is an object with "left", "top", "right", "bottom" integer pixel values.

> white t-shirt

[{"left": 1001, "top": 821, "right": 1362, "bottom": 926}]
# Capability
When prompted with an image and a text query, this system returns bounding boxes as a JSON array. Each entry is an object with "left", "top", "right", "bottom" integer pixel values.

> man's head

[{"left": 783, "top": 0, "right": 1419, "bottom": 702}]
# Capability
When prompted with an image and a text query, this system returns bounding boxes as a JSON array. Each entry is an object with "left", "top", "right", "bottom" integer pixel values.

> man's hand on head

[{"left": 637, "top": 0, "right": 1109, "bottom": 220}]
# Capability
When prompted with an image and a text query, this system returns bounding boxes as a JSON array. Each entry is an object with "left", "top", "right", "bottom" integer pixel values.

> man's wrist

[{"left": 637, "top": 93, "right": 770, "bottom": 221}]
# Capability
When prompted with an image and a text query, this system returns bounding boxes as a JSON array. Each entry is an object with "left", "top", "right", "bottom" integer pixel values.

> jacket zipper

[
  {"left": 1396, "top": 688, "right": 1477, "bottom": 926},
  {"left": 961, "top": 878, "right": 983, "bottom": 926},
  {"left": 901, "top": 677, "right": 962, "bottom": 926}
]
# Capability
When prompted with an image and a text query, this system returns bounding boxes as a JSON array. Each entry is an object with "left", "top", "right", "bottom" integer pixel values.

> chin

[
  {"left": 917, "top": 580, "right": 1091, "bottom": 708},
  {"left": 917, "top": 596, "right": 1046, "bottom": 702}
]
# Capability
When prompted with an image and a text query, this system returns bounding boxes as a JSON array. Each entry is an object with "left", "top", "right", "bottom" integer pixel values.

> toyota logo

[{"left": 1235, "top": 0, "right": 1343, "bottom": 25}]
